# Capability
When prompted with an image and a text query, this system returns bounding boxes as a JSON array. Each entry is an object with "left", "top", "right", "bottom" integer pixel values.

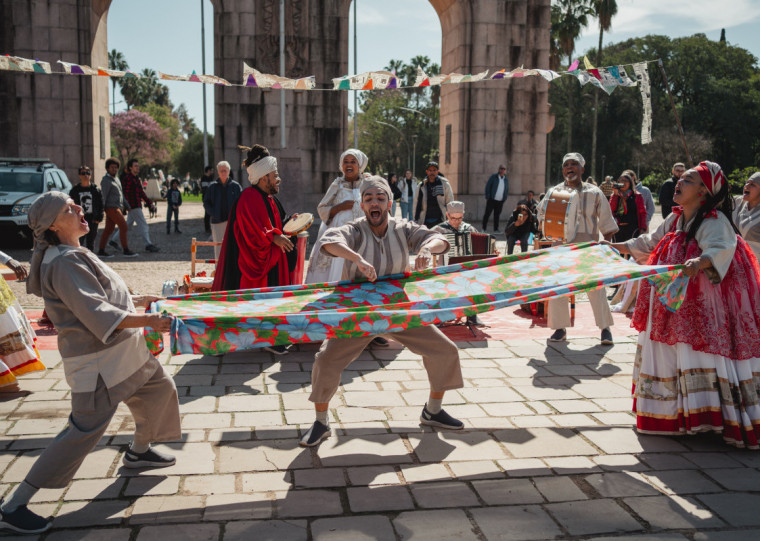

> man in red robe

[{"left": 212, "top": 155, "right": 296, "bottom": 292}]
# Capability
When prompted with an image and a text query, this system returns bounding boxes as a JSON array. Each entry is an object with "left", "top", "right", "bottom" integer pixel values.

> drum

[
  {"left": 542, "top": 190, "right": 579, "bottom": 242},
  {"left": 283, "top": 212, "right": 314, "bottom": 236}
]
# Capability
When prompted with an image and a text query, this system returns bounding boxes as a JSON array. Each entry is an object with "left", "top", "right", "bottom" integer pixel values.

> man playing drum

[{"left": 537, "top": 152, "right": 618, "bottom": 345}]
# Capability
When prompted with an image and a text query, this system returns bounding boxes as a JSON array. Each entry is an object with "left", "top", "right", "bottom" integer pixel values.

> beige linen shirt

[
  {"left": 40, "top": 245, "right": 153, "bottom": 393},
  {"left": 320, "top": 217, "right": 449, "bottom": 281},
  {"left": 537, "top": 181, "right": 618, "bottom": 243},
  {"left": 733, "top": 196, "right": 760, "bottom": 259}
]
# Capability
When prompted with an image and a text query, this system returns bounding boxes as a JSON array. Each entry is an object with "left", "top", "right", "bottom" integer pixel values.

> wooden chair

[{"left": 190, "top": 237, "right": 222, "bottom": 293}]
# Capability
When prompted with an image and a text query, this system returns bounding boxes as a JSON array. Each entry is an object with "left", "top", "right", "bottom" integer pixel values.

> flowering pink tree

[{"left": 111, "top": 109, "right": 171, "bottom": 166}]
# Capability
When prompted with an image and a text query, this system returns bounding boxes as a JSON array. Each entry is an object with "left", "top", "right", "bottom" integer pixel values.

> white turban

[
  {"left": 339, "top": 149, "right": 369, "bottom": 175},
  {"left": 246, "top": 156, "right": 278, "bottom": 185},
  {"left": 562, "top": 152, "right": 586, "bottom": 168}
]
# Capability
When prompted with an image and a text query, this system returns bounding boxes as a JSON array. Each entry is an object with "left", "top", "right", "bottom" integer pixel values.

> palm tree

[
  {"left": 590, "top": 0, "right": 618, "bottom": 178},
  {"left": 108, "top": 49, "right": 129, "bottom": 115},
  {"left": 550, "top": 0, "right": 594, "bottom": 152}
]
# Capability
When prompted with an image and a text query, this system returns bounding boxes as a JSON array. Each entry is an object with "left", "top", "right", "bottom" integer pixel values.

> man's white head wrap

[
  {"left": 339, "top": 148, "right": 369, "bottom": 175},
  {"left": 562, "top": 152, "right": 586, "bottom": 168},
  {"left": 246, "top": 156, "right": 278, "bottom": 185},
  {"left": 446, "top": 201, "right": 465, "bottom": 213}
]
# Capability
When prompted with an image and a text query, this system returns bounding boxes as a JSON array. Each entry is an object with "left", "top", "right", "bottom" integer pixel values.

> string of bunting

[{"left": 1, "top": 53, "right": 655, "bottom": 143}]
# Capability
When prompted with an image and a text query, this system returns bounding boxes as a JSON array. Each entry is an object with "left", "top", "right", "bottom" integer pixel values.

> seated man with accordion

[{"left": 432, "top": 201, "right": 496, "bottom": 326}]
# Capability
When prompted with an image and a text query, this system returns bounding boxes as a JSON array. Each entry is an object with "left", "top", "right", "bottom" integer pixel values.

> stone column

[
  {"left": 432, "top": 0, "right": 551, "bottom": 225},
  {"left": 212, "top": 0, "right": 351, "bottom": 220},
  {"left": 0, "top": 0, "right": 112, "bottom": 184}
]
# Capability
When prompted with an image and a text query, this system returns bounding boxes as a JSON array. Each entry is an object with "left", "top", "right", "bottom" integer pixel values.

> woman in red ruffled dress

[{"left": 608, "top": 161, "right": 760, "bottom": 449}]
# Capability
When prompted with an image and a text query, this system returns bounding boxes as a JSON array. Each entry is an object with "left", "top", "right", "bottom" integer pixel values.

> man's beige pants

[
  {"left": 547, "top": 287, "right": 614, "bottom": 331},
  {"left": 309, "top": 325, "right": 463, "bottom": 404}
]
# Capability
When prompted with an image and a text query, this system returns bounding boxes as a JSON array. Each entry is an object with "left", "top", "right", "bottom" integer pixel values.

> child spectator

[
  {"left": 166, "top": 179, "right": 182, "bottom": 234},
  {"left": 69, "top": 165, "right": 104, "bottom": 251}
]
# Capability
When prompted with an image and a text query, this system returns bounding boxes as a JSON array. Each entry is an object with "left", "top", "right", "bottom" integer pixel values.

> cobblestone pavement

[{"left": 2, "top": 335, "right": 760, "bottom": 540}]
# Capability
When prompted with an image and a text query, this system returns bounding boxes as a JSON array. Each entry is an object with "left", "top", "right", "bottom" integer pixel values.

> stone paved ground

[{"left": 3, "top": 335, "right": 760, "bottom": 540}]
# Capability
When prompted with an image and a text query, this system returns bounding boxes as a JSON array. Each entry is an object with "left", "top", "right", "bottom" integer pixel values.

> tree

[
  {"left": 551, "top": 0, "right": 595, "bottom": 152},
  {"left": 590, "top": 0, "right": 618, "bottom": 178},
  {"left": 175, "top": 132, "right": 214, "bottom": 178},
  {"left": 108, "top": 49, "right": 129, "bottom": 115},
  {"left": 121, "top": 68, "right": 171, "bottom": 109},
  {"left": 136, "top": 103, "right": 183, "bottom": 170},
  {"left": 111, "top": 109, "right": 170, "bottom": 165},
  {"left": 351, "top": 57, "right": 441, "bottom": 180}
]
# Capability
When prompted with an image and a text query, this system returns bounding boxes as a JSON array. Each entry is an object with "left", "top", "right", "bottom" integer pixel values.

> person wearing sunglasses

[{"left": 69, "top": 166, "right": 104, "bottom": 251}]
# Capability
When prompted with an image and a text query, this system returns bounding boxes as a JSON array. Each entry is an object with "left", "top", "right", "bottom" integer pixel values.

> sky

[{"left": 107, "top": 0, "right": 760, "bottom": 136}]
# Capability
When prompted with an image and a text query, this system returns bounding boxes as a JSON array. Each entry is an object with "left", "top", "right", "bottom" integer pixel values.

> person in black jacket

[
  {"left": 69, "top": 165, "right": 104, "bottom": 251},
  {"left": 203, "top": 161, "right": 243, "bottom": 260},
  {"left": 658, "top": 162, "right": 685, "bottom": 218},
  {"left": 504, "top": 203, "right": 537, "bottom": 255}
]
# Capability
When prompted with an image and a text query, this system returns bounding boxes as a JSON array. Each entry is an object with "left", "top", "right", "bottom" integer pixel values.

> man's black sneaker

[
  {"left": 175, "top": 229, "right": 183, "bottom": 234},
  {"left": 122, "top": 445, "right": 176, "bottom": 468},
  {"left": 145, "top": 244, "right": 161, "bottom": 253},
  {"left": 549, "top": 328, "right": 567, "bottom": 342},
  {"left": 0, "top": 500, "right": 52, "bottom": 534},
  {"left": 601, "top": 327, "right": 614, "bottom": 345},
  {"left": 108, "top": 240, "right": 120, "bottom": 249},
  {"left": 420, "top": 404, "right": 464, "bottom": 430},
  {"left": 123, "top": 249, "right": 139, "bottom": 258},
  {"left": 264, "top": 344, "right": 289, "bottom": 355},
  {"left": 299, "top": 420, "right": 331, "bottom": 447},
  {"left": 96, "top": 249, "right": 114, "bottom": 259},
  {"left": 370, "top": 336, "right": 389, "bottom": 347}
]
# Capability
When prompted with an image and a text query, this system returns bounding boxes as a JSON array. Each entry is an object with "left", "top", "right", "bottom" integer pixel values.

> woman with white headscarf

[
  {"left": 733, "top": 171, "right": 760, "bottom": 259},
  {"left": 305, "top": 148, "right": 369, "bottom": 284},
  {"left": 0, "top": 192, "right": 179, "bottom": 534}
]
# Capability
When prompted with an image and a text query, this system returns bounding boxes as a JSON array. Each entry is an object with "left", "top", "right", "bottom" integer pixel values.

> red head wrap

[{"left": 693, "top": 161, "right": 725, "bottom": 197}]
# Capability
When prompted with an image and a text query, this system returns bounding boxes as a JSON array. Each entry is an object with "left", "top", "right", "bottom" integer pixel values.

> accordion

[{"left": 445, "top": 232, "right": 471, "bottom": 258}]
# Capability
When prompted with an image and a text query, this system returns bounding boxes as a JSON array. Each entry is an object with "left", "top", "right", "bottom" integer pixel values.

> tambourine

[{"left": 283, "top": 212, "right": 314, "bottom": 236}]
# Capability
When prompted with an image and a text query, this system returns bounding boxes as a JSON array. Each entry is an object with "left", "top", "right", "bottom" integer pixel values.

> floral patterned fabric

[{"left": 145, "top": 242, "right": 685, "bottom": 356}]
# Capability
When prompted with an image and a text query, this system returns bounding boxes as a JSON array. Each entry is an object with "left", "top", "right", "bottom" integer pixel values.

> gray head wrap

[
  {"left": 359, "top": 175, "right": 392, "bottom": 200},
  {"left": 26, "top": 191, "right": 70, "bottom": 296},
  {"left": 748, "top": 172, "right": 760, "bottom": 186},
  {"left": 446, "top": 201, "right": 465, "bottom": 213},
  {"left": 339, "top": 149, "right": 369, "bottom": 176}
]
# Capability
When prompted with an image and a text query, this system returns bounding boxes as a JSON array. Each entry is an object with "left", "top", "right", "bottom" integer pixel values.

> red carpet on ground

[{"left": 25, "top": 305, "right": 634, "bottom": 352}]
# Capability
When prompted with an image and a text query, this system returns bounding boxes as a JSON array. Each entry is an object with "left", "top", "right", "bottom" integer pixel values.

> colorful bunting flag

[
  {"left": 1, "top": 55, "right": 51, "bottom": 73},
  {"left": 243, "top": 62, "right": 315, "bottom": 90},
  {"left": 159, "top": 71, "right": 231, "bottom": 86},
  {"left": 632, "top": 62, "right": 653, "bottom": 144}
]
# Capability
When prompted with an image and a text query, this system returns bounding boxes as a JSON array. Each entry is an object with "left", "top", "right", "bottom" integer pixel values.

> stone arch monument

[{"left": 0, "top": 0, "right": 550, "bottom": 223}]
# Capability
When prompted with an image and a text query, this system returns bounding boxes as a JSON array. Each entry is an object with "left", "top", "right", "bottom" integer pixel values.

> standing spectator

[
  {"left": 733, "top": 171, "right": 760, "bottom": 259},
  {"left": 659, "top": 162, "right": 685, "bottom": 219},
  {"left": 599, "top": 175, "right": 615, "bottom": 199},
  {"left": 482, "top": 164, "right": 509, "bottom": 232},
  {"left": 609, "top": 171, "right": 648, "bottom": 242},
  {"left": 415, "top": 162, "right": 454, "bottom": 228},
  {"left": 203, "top": 161, "right": 242, "bottom": 260},
  {"left": 165, "top": 179, "right": 183, "bottom": 234},
  {"left": 586, "top": 176, "right": 598, "bottom": 186},
  {"left": 388, "top": 173, "right": 402, "bottom": 217},
  {"left": 518, "top": 190, "right": 538, "bottom": 214},
  {"left": 200, "top": 165, "right": 215, "bottom": 233},
  {"left": 537, "top": 152, "right": 618, "bottom": 345},
  {"left": 109, "top": 159, "right": 160, "bottom": 253},
  {"left": 505, "top": 203, "right": 538, "bottom": 254},
  {"left": 398, "top": 169, "right": 417, "bottom": 221},
  {"left": 97, "top": 157, "right": 137, "bottom": 258},
  {"left": 69, "top": 166, "right": 104, "bottom": 251},
  {"left": 624, "top": 169, "right": 654, "bottom": 226}
]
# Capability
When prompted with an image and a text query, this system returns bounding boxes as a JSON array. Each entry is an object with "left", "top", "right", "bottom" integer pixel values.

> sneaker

[
  {"left": 420, "top": 404, "right": 464, "bottom": 430},
  {"left": 0, "top": 500, "right": 52, "bottom": 534},
  {"left": 299, "top": 420, "right": 331, "bottom": 447},
  {"left": 549, "top": 328, "right": 567, "bottom": 342},
  {"left": 145, "top": 244, "right": 161, "bottom": 253},
  {"left": 264, "top": 344, "right": 289, "bottom": 355},
  {"left": 370, "top": 336, "right": 389, "bottom": 347},
  {"left": 123, "top": 249, "right": 139, "bottom": 258},
  {"left": 175, "top": 229, "right": 183, "bottom": 234},
  {"left": 96, "top": 249, "right": 114, "bottom": 259},
  {"left": 600, "top": 328, "right": 614, "bottom": 345},
  {"left": 108, "top": 240, "right": 120, "bottom": 249},
  {"left": 122, "top": 445, "right": 176, "bottom": 468}
]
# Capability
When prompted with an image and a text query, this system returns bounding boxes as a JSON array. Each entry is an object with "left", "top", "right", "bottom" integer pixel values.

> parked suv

[{"left": 0, "top": 158, "right": 72, "bottom": 246}]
